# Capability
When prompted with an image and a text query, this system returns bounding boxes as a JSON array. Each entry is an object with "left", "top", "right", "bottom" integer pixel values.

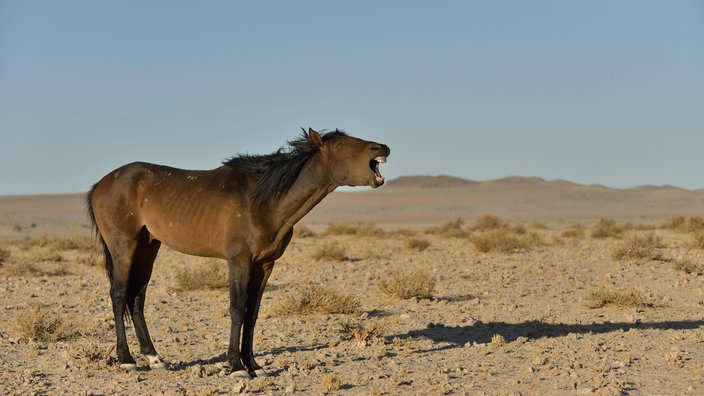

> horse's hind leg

[
  {"left": 127, "top": 228, "right": 166, "bottom": 369},
  {"left": 107, "top": 238, "right": 140, "bottom": 371}
]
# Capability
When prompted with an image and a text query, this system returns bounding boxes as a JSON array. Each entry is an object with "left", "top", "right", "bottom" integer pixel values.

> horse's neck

[{"left": 272, "top": 159, "right": 336, "bottom": 230}]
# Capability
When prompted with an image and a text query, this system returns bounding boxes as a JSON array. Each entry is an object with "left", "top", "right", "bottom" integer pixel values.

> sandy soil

[{"left": 1, "top": 177, "right": 703, "bottom": 395}]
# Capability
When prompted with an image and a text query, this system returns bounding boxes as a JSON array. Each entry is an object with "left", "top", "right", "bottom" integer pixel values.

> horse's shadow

[
  {"left": 170, "top": 319, "right": 704, "bottom": 371},
  {"left": 387, "top": 319, "right": 704, "bottom": 353}
]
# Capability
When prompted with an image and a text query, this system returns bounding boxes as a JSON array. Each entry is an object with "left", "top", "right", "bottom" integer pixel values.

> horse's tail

[{"left": 86, "top": 183, "right": 114, "bottom": 287}]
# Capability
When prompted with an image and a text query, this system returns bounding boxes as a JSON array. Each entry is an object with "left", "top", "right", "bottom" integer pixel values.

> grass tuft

[
  {"left": 424, "top": 219, "right": 468, "bottom": 238},
  {"left": 321, "top": 373, "right": 342, "bottom": 393},
  {"left": 312, "top": 242, "right": 348, "bottom": 261},
  {"left": 273, "top": 284, "right": 359, "bottom": 316},
  {"left": 674, "top": 259, "right": 703, "bottom": 275},
  {"left": 471, "top": 227, "right": 544, "bottom": 254},
  {"left": 585, "top": 289, "right": 660, "bottom": 308},
  {"left": 470, "top": 215, "right": 505, "bottom": 231},
  {"left": 339, "top": 320, "right": 385, "bottom": 346},
  {"left": 612, "top": 234, "right": 664, "bottom": 262},
  {"left": 378, "top": 270, "right": 436, "bottom": 300},
  {"left": 561, "top": 224, "right": 586, "bottom": 239},
  {"left": 406, "top": 237, "right": 430, "bottom": 252},
  {"left": 324, "top": 223, "right": 386, "bottom": 237},
  {"left": 11, "top": 302, "right": 77, "bottom": 342},
  {"left": 173, "top": 260, "right": 228, "bottom": 291},
  {"left": 591, "top": 218, "right": 624, "bottom": 239}
]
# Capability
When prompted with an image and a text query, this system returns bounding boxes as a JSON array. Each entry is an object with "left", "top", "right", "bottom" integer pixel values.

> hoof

[
  {"left": 120, "top": 363, "right": 138, "bottom": 371},
  {"left": 252, "top": 368, "right": 268, "bottom": 378},
  {"left": 147, "top": 355, "right": 167, "bottom": 370},
  {"left": 150, "top": 361, "right": 168, "bottom": 370},
  {"left": 230, "top": 369, "right": 251, "bottom": 379}
]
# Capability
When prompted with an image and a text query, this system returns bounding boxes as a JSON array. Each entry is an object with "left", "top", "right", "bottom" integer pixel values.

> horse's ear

[{"left": 308, "top": 128, "right": 324, "bottom": 148}]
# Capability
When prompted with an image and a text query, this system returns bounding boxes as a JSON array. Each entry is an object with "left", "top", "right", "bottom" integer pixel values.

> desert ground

[{"left": 1, "top": 176, "right": 703, "bottom": 395}]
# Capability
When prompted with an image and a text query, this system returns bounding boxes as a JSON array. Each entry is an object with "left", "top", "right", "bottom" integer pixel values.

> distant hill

[{"left": 2, "top": 175, "right": 704, "bottom": 238}]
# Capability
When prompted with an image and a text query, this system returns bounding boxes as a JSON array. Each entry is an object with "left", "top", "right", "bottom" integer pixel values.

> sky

[{"left": 1, "top": 1, "right": 703, "bottom": 195}]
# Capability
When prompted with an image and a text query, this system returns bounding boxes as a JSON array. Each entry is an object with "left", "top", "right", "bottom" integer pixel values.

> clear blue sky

[{"left": 1, "top": 1, "right": 703, "bottom": 195}]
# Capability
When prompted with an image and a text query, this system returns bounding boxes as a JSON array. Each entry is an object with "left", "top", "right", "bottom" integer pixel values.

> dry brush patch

[
  {"left": 405, "top": 237, "right": 430, "bottom": 252},
  {"left": 173, "top": 260, "right": 228, "bottom": 291},
  {"left": 272, "top": 283, "right": 360, "bottom": 316},
  {"left": 585, "top": 289, "right": 660, "bottom": 309},
  {"left": 674, "top": 259, "right": 704, "bottom": 275},
  {"left": 591, "top": 218, "right": 625, "bottom": 239},
  {"left": 378, "top": 269, "right": 436, "bottom": 300},
  {"left": 312, "top": 242, "right": 348, "bottom": 261},
  {"left": 323, "top": 223, "right": 386, "bottom": 238},
  {"left": 11, "top": 302, "right": 78, "bottom": 343},
  {"left": 424, "top": 219, "right": 468, "bottom": 238},
  {"left": 471, "top": 226, "right": 545, "bottom": 254},
  {"left": 612, "top": 233, "right": 664, "bottom": 262}
]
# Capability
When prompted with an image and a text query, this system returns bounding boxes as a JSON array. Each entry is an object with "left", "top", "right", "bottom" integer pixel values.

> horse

[{"left": 86, "top": 128, "right": 390, "bottom": 378}]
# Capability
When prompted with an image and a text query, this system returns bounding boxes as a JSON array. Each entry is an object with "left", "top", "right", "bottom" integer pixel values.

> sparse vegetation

[
  {"left": 586, "top": 289, "right": 660, "bottom": 308},
  {"left": 690, "top": 230, "right": 704, "bottom": 249},
  {"left": 324, "top": 223, "right": 386, "bottom": 237},
  {"left": 11, "top": 302, "right": 77, "bottom": 342},
  {"left": 470, "top": 215, "right": 504, "bottom": 231},
  {"left": 378, "top": 269, "right": 436, "bottom": 300},
  {"left": 674, "top": 259, "right": 703, "bottom": 275},
  {"left": 424, "top": 219, "right": 468, "bottom": 238},
  {"left": 612, "top": 234, "right": 664, "bottom": 261},
  {"left": 321, "top": 373, "right": 342, "bottom": 393},
  {"left": 591, "top": 218, "right": 624, "bottom": 238},
  {"left": 312, "top": 242, "right": 348, "bottom": 261},
  {"left": 406, "top": 237, "right": 430, "bottom": 252},
  {"left": 561, "top": 224, "right": 586, "bottom": 239},
  {"left": 294, "top": 225, "right": 316, "bottom": 238},
  {"left": 471, "top": 227, "right": 544, "bottom": 253},
  {"left": 273, "top": 284, "right": 359, "bottom": 316},
  {"left": 173, "top": 260, "right": 228, "bottom": 291},
  {"left": 0, "top": 246, "right": 9, "bottom": 265},
  {"left": 339, "top": 319, "right": 385, "bottom": 346}
]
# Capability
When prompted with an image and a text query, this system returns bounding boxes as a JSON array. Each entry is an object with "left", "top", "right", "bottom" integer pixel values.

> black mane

[{"left": 223, "top": 129, "right": 348, "bottom": 204}]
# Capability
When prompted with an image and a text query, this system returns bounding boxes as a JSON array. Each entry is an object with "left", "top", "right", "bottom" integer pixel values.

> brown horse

[{"left": 87, "top": 128, "right": 390, "bottom": 377}]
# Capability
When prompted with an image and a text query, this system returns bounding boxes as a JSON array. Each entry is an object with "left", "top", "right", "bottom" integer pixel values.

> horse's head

[{"left": 309, "top": 128, "right": 390, "bottom": 188}]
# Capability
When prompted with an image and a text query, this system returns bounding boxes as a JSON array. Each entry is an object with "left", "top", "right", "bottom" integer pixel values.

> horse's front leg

[
  {"left": 241, "top": 260, "right": 275, "bottom": 377},
  {"left": 227, "top": 255, "right": 251, "bottom": 378}
]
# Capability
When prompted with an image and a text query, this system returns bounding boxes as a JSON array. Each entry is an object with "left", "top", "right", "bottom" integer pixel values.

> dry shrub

[
  {"left": 339, "top": 319, "right": 384, "bottom": 346},
  {"left": 273, "top": 284, "right": 359, "bottom": 316},
  {"left": 586, "top": 289, "right": 659, "bottom": 308},
  {"left": 661, "top": 216, "right": 704, "bottom": 232},
  {"left": 294, "top": 225, "right": 316, "bottom": 238},
  {"left": 674, "top": 259, "right": 703, "bottom": 275},
  {"left": 471, "top": 227, "right": 544, "bottom": 254},
  {"left": 324, "top": 223, "right": 386, "bottom": 237},
  {"left": 471, "top": 215, "right": 504, "bottom": 231},
  {"left": 591, "top": 218, "right": 624, "bottom": 239},
  {"left": 424, "top": 219, "right": 468, "bottom": 238},
  {"left": 661, "top": 216, "right": 687, "bottom": 231},
  {"left": 321, "top": 373, "right": 342, "bottom": 393},
  {"left": 17, "top": 236, "right": 98, "bottom": 253},
  {"left": 173, "top": 260, "right": 228, "bottom": 291},
  {"left": 690, "top": 231, "right": 704, "bottom": 249},
  {"left": 391, "top": 228, "right": 418, "bottom": 237},
  {"left": 378, "top": 270, "right": 436, "bottom": 300},
  {"left": 490, "top": 333, "right": 507, "bottom": 348},
  {"left": 1, "top": 261, "right": 70, "bottom": 277},
  {"left": 406, "top": 237, "right": 430, "bottom": 252},
  {"left": 12, "top": 302, "right": 76, "bottom": 342},
  {"left": 0, "top": 246, "right": 9, "bottom": 265},
  {"left": 687, "top": 216, "right": 704, "bottom": 232},
  {"left": 612, "top": 234, "right": 664, "bottom": 262},
  {"left": 561, "top": 224, "right": 585, "bottom": 239},
  {"left": 313, "top": 242, "right": 348, "bottom": 261}
]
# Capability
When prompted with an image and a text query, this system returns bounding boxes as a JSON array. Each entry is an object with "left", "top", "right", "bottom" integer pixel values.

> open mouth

[{"left": 370, "top": 156, "right": 387, "bottom": 186}]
